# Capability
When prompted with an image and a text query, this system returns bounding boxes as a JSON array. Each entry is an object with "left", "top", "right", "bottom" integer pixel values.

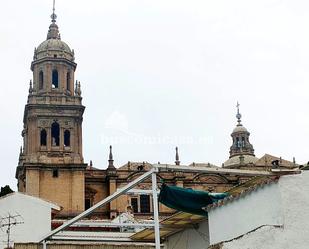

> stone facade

[
  {"left": 15, "top": 9, "right": 299, "bottom": 219},
  {"left": 84, "top": 161, "right": 242, "bottom": 219}
]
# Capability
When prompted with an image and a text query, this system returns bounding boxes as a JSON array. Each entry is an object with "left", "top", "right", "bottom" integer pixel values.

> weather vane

[{"left": 51, "top": 0, "right": 57, "bottom": 23}]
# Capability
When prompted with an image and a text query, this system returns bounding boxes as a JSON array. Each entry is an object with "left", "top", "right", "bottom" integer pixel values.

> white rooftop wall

[
  {"left": 208, "top": 181, "right": 283, "bottom": 245},
  {"left": 220, "top": 172, "right": 309, "bottom": 249},
  {"left": 0, "top": 192, "right": 59, "bottom": 249}
]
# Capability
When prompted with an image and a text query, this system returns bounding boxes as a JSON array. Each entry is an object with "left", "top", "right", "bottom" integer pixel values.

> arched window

[
  {"left": 236, "top": 137, "right": 240, "bottom": 148},
  {"left": 51, "top": 122, "right": 60, "bottom": 146},
  {"left": 66, "top": 72, "right": 71, "bottom": 91},
  {"left": 241, "top": 137, "right": 245, "bottom": 147},
  {"left": 39, "top": 71, "right": 44, "bottom": 90},
  {"left": 64, "top": 130, "right": 70, "bottom": 147},
  {"left": 40, "top": 129, "right": 47, "bottom": 146},
  {"left": 52, "top": 70, "right": 59, "bottom": 88}
]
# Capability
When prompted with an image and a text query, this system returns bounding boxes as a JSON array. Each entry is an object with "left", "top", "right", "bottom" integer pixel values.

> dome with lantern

[
  {"left": 223, "top": 103, "right": 258, "bottom": 167},
  {"left": 34, "top": 12, "right": 74, "bottom": 61}
]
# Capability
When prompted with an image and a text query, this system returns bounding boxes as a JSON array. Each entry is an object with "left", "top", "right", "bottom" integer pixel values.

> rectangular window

[
  {"left": 131, "top": 197, "right": 138, "bottom": 213},
  {"left": 52, "top": 169, "right": 59, "bottom": 178},
  {"left": 140, "top": 195, "right": 150, "bottom": 213}
]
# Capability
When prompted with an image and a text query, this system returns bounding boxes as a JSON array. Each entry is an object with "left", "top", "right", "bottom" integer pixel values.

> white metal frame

[
  {"left": 40, "top": 168, "right": 156, "bottom": 240},
  {"left": 40, "top": 163, "right": 292, "bottom": 249},
  {"left": 75, "top": 222, "right": 154, "bottom": 227}
]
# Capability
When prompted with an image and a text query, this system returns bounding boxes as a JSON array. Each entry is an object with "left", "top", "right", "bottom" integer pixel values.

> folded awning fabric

[{"left": 158, "top": 184, "right": 229, "bottom": 216}]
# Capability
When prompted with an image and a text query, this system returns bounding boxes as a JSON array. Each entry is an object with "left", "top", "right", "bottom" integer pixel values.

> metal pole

[
  {"left": 43, "top": 240, "right": 47, "bottom": 249},
  {"left": 152, "top": 168, "right": 160, "bottom": 249}
]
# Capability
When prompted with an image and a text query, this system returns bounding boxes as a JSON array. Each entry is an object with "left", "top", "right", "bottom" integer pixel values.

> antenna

[{"left": 0, "top": 214, "right": 24, "bottom": 249}]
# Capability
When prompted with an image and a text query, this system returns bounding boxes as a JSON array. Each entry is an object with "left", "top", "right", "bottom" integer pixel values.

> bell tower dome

[
  {"left": 229, "top": 103, "right": 255, "bottom": 158},
  {"left": 32, "top": 4, "right": 76, "bottom": 96},
  {"left": 223, "top": 103, "right": 258, "bottom": 168},
  {"left": 16, "top": 2, "right": 86, "bottom": 215}
]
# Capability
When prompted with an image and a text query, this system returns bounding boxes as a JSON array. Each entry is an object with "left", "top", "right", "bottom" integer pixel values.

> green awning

[{"left": 158, "top": 184, "right": 228, "bottom": 216}]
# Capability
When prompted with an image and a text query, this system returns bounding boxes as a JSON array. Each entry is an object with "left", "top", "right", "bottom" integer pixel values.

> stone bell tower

[{"left": 15, "top": 6, "right": 86, "bottom": 215}]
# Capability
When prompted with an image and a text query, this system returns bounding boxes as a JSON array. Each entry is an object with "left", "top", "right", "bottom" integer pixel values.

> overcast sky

[{"left": 1, "top": 0, "right": 309, "bottom": 190}]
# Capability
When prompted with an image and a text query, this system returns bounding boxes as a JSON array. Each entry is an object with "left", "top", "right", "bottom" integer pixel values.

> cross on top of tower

[
  {"left": 46, "top": 0, "right": 60, "bottom": 40},
  {"left": 51, "top": 0, "right": 57, "bottom": 23},
  {"left": 236, "top": 101, "right": 242, "bottom": 126}
]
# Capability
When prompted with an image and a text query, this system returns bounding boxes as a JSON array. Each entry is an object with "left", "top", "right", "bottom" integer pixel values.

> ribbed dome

[
  {"left": 37, "top": 39, "right": 71, "bottom": 53},
  {"left": 33, "top": 16, "right": 74, "bottom": 62},
  {"left": 223, "top": 154, "right": 259, "bottom": 167},
  {"left": 232, "top": 125, "right": 248, "bottom": 133},
  {"left": 35, "top": 38, "right": 74, "bottom": 61}
]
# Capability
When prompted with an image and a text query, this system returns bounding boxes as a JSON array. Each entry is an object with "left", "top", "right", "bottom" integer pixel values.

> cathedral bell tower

[{"left": 15, "top": 5, "right": 86, "bottom": 215}]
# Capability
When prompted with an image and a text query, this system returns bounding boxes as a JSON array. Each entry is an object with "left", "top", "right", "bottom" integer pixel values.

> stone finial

[
  {"left": 29, "top": 80, "right": 33, "bottom": 94},
  {"left": 108, "top": 145, "right": 115, "bottom": 169},
  {"left": 74, "top": 80, "right": 78, "bottom": 95},
  {"left": 78, "top": 81, "right": 82, "bottom": 95},
  {"left": 33, "top": 47, "right": 37, "bottom": 60},
  {"left": 109, "top": 145, "right": 113, "bottom": 160},
  {"left": 90, "top": 160, "right": 93, "bottom": 168},
  {"left": 175, "top": 147, "right": 180, "bottom": 165},
  {"left": 75, "top": 81, "right": 81, "bottom": 96}
]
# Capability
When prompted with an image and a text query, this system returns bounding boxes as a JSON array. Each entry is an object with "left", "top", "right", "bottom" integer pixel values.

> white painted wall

[
  {"left": 0, "top": 192, "right": 60, "bottom": 249},
  {"left": 208, "top": 181, "right": 283, "bottom": 245},
  {"left": 165, "top": 219, "right": 209, "bottom": 249},
  {"left": 220, "top": 172, "right": 309, "bottom": 249}
]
